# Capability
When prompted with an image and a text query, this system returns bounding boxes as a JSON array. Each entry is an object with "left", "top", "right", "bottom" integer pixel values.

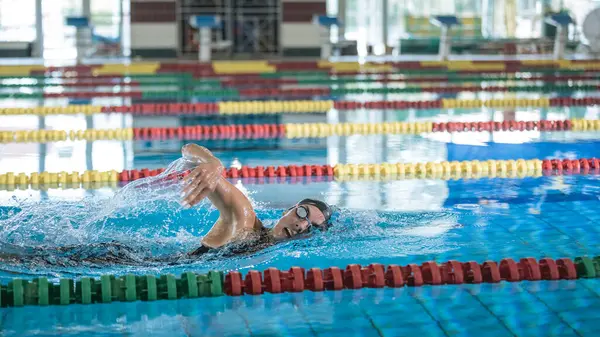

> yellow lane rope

[{"left": 0, "top": 129, "right": 133, "bottom": 142}]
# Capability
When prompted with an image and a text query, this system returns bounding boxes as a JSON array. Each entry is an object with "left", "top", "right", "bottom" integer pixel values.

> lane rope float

[
  {"left": 2, "top": 255, "right": 595, "bottom": 307},
  {"left": 6, "top": 67, "right": 598, "bottom": 81},
  {"left": 1, "top": 83, "right": 599, "bottom": 99},
  {"left": 1, "top": 73, "right": 599, "bottom": 88},
  {"left": 3, "top": 119, "right": 599, "bottom": 143},
  {"left": 4, "top": 60, "right": 599, "bottom": 77},
  {"left": 1, "top": 158, "right": 599, "bottom": 190},
  {"left": 218, "top": 73, "right": 600, "bottom": 86},
  {"left": 0, "top": 97, "right": 599, "bottom": 116}
]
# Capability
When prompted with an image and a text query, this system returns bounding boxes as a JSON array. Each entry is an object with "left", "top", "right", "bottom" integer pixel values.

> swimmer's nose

[{"left": 295, "top": 220, "right": 310, "bottom": 231}]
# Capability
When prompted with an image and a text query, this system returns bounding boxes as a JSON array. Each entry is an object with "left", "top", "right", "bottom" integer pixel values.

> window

[{"left": 0, "top": 0, "right": 36, "bottom": 41}]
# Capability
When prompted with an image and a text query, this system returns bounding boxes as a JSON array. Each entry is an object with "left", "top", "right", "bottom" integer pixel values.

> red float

[
  {"left": 552, "top": 159, "right": 563, "bottom": 174},
  {"left": 283, "top": 267, "right": 305, "bottom": 292},
  {"left": 224, "top": 271, "right": 243, "bottom": 296},
  {"left": 580, "top": 159, "right": 591, "bottom": 174},
  {"left": 227, "top": 168, "right": 238, "bottom": 179},
  {"left": 276, "top": 166, "right": 287, "bottom": 177},
  {"left": 119, "top": 170, "right": 130, "bottom": 182},
  {"left": 542, "top": 160, "right": 552, "bottom": 172},
  {"left": 306, "top": 268, "right": 324, "bottom": 291},
  {"left": 441, "top": 260, "right": 465, "bottom": 284},
  {"left": 244, "top": 270, "right": 263, "bottom": 295},
  {"left": 364, "top": 264, "right": 386, "bottom": 288},
  {"left": 556, "top": 258, "right": 577, "bottom": 279},
  {"left": 256, "top": 166, "right": 264, "bottom": 178},
  {"left": 403, "top": 264, "right": 424, "bottom": 287},
  {"left": 481, "top": 261, "right": 501, "bottom": 283},
  {"left": 571, "top": 159, "right": 581, "bottom": 174},
  {"left": 538, "top": 258, "right": 561, "bottom": 280},
  {"left": 499, "top": 258, "right": 521, "bottom": 282},
  {"left": 343, "top": 264, "right": 363, "bottom": 289},
  {"left": 421, "top": 261, "right": 443, "bottom": 285},
  {"left": 323, "top": 267, "right": 344, "bottom": 290},
  {"left": 131, "top": 170, "right": 140, "bottom": 181},
  {"left": 517, "top": 258, "right": 542, "bottom": 281},
  {"left": 562, "top": 159, "right": 573, "bottom": 173},
  {"left": 385, "top": 265, "right": 405, "bottom": 288},
  {"left": 590, "top": 158, "right": 600, "bottom": 173},
  {"left": 313, "top": 166, "right": 323, "bottom": 176},
  {"left": 302, "top": 165, "right": 312, "bottom": 177},
  {"left": 263, "top": 268, "right": 282, "bottom": 293}
]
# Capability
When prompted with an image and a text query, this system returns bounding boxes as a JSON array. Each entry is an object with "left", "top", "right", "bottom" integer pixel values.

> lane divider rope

[
  {"left": 230, "top": 84, "right": 600, "bottom": 97},
  {"left": 1, "top": 158, "right": 599, "bottom": 189},
  {"left": 219, "top": 73, "right": 600, "bottom": 86},
  {"left": 1, "top": 83, "right": 599, "bottom": 99},
  {"left": 0, "top": 59, "right": 596, "bottom": 76},
  {"left": 285, "top": 119, "right": 588, "bottom": 139},
  {"left": 1, "top": 73, "right": 599, "bottom": 88},
  {"left": 6, "top": 60, "right": 599, "bottom": 77},
  {"left": 0, "top": 97, "right": 599, "bottom": 116},
  {"left": 3, "top": 71, "right": 599, "bottom": 85},
  {"left": 2, "top": 119, "right": 599, "bottom": 143},
  {"left": 2, "top": 256, "right": 595, "bottom": 307}
]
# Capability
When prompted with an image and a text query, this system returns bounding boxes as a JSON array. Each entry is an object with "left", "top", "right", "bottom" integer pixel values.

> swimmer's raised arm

[{"left": 180, "top": 144, "right": 260, "bottom": 248}]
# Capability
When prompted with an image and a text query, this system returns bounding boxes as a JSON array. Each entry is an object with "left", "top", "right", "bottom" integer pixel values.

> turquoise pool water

[
  {"left": 1, "top": 136, "right": 600, "bottom": 336},
  {"left": 1, "top": 90, "right": 600, "bottom": 335}
]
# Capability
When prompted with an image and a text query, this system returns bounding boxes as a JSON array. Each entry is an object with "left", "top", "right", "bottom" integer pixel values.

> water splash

[{"left": 0, "top": 159, "right": 207, "bottom": 264}]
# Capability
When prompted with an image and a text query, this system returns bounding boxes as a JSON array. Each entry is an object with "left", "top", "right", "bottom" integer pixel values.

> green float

[
  {"left": 180, "top": 272, "right": 199, "bottom": 298},
  {"left": 575, "top": 256, "right": 598, "bottom": 278},
  {"left": 158, "top": 274, "right": 178, "bottom": 300},
  {"left": 58, "top": 279, "right": 75, "bottom": 305},
  {"left": 7, "top": 279, "right": 24, "bottom": 307},
  {"left": 137, "top": 275, "right": 158, "bottom": 301}
]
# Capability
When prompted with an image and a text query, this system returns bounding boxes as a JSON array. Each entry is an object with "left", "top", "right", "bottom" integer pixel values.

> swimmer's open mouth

[{"left": 284, "top": 228, "right": 292, "bottom": 238}]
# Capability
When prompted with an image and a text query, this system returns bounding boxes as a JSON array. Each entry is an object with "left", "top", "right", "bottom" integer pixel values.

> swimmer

[
  {"left": 182, "top": 143, "right": 333, "bottom": 256},
  {"left": 0, "top": 144, "right": 332, "bottom": 266}
]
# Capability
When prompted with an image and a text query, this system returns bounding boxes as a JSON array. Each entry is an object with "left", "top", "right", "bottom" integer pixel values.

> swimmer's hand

[{"left": 181, "top": 160, "right": 224, "bottom": 208}]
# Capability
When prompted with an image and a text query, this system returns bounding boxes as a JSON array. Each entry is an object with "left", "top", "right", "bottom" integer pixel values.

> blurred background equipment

[{"left": 580, "top": 6, "right": 600, "bottom": 56}]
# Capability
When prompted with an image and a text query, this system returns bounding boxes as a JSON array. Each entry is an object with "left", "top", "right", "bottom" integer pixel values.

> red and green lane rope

[
  {"left": 2, "top": 73, "right": 599, "bottom": 88},
  {"left": 0, "top": 83, "right": 598, "bottom": 100},
  {"left": 3, "top": 256, "right": 600, "bottom": 307}
]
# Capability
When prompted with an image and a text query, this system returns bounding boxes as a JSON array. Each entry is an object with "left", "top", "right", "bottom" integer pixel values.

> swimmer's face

[{"left": 272, "top": 204, "right": 327, "bottom": 241}]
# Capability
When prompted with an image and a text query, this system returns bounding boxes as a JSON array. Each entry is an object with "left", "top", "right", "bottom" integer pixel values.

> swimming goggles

[{"left": 292, "top": 205, "right": 327, "bottom": 233}]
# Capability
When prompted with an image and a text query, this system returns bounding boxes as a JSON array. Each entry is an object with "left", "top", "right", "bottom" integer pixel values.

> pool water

[
  {"left": 1, "top": 76, "right": 600, "bottom": 336},
  {"left": 4, "top": 280, "right": 600, "bottom": 336}
]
